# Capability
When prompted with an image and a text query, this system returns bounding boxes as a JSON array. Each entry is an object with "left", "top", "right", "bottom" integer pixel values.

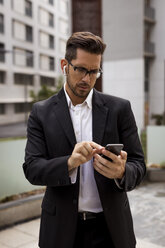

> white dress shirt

[{"left": 64, "top": 84, "right": 103, "bottom": 213}]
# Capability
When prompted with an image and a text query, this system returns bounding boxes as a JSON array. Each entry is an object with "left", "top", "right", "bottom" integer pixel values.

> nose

[{"left": 82, "top": 72, "right": 90, "bottom": 83}]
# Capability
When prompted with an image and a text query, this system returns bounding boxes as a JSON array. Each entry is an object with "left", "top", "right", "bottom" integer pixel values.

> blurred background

[{"left": 0, "top": 0, "right": 165, "bottom": 248}]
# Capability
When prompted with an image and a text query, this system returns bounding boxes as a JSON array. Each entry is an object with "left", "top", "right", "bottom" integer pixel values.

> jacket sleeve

[
  {"left": 118, "top": 101, "right": 146, "bottom": 192},
  {"left": 23, "top": 104, "right": 71, "bottom": 187}
]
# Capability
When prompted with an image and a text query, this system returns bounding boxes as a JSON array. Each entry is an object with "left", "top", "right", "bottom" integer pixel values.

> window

[
  {"left": 15, "top": 103, "right": 24, "bottom": 113},
  {"left": 40, "top": 32, "right": 54, "bottom": 49},
  {"left": 40, "top": 54, "right": 54, "bottom": 71},
  {"left": 12, "top": 0, "right": 24, "bottom": 15},
  {"left": 40, "top": 76, "right": 55, "bottom": 86},
  {"left": 39, "top": 8, "right": 54, "bottom": 27},
  {"left": 14, "top": 73, "right": 34, "bottom": 85},
  {"left": 25, "top": 0, "right": 32, "bottom": 17},
  {"left": 14, "top": 102, "right": 32, "bottom": 113},
  {"left": 0, "top": 71, "right": 5, "bottom": 83},
  {"left": 14, "top": 47, "right": 33, "bottom": 67},
  {"left": 49, "top": 35, "right": 54, "bottom": 49},
  {"left": 39, "top": 8, "right": 53, "bottom": 27},
  {"left": 49, "top": 13, "right": 54, "bottom": 27},
  {"left": 13, "top": 20, "right": 24, "bottom": 40},
  {"left": 49, "top": 0, "right": 54, "bottom": 5},
  {"left": 0, "top": 104, "right": 5, "bottom": 115},
  {"left": 26, "top": 50, "right": 33, "bottom": 67},
  {"left": 49, "top": 57, "right": 54, "bottom": 71},
  {"left": 26, "top": 25, "right": 33, "bottom": 42},
  {"left": 0, "top": 14, "right": 4, "bottom": 33},
  {"left": 13, "top": 21, "right": 33, "bottom": 42},
  {"left": 0, "top": 43, "right": 5, "bottom": 62}
]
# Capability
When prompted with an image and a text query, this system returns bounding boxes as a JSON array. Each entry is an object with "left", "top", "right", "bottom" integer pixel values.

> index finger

[
  {"left": 89, "top": 142, "right": 103, "bottom": 152},
  {"left": 102, "top": 148, "right": 119, "bottom": 162}
]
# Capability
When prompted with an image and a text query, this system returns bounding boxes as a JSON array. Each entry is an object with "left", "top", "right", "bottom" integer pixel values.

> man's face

[{"left": 65, "top": 48, "right": 102, "bottom": 105}]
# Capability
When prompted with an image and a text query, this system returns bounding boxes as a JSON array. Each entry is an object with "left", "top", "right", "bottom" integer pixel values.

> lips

[{"left": 77, "top": 83, "right": 90, "bottom": 90}]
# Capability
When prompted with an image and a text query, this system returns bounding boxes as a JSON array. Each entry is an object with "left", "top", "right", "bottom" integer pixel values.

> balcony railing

[
  {"left": 144, "top": 5, "right": 155, "bottom": 22},
  {"left": 144, "top": 41, "right": 155, "bottom": 57}
]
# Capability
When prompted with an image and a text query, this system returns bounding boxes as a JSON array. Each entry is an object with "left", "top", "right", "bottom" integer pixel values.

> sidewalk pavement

[
  {"left": 0, "top": 218, "right": 164, "bottom": 248},
  {"left": 0, "top": 182, "right": 164, "bottom": 248}
]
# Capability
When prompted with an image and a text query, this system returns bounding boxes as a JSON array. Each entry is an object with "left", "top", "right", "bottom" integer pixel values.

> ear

[
  {"left": 63, "top": 66, "right": 67, "bottom": 75},
  {"left": 61, "top": 59, "right": 67, "bottom": 75}
]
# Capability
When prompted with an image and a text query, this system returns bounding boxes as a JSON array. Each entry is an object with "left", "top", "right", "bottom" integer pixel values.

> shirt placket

[{"left": 74, "top": 105, "right": 82, "bottom": 143}]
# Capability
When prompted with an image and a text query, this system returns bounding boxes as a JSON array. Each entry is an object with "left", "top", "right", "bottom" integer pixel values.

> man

[{"left": 23, "top": 32, "right": 146, "bottom": 248}]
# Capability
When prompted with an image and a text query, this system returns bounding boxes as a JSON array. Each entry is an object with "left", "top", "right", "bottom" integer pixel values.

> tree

[{"left": 30, "top": 76, "right": 64, "bottom": 103}]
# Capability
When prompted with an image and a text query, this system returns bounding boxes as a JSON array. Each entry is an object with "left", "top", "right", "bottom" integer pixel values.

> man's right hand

[{"left": 68, "top": 141, "right": 103, "bottom": 171}]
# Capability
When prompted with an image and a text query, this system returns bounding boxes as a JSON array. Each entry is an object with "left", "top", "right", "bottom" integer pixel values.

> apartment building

[
  {"left": 0, "top": 0, "right": 71, "bottom": 125},
  {"left": 102, "top": 0, "right": 165, "bottom": 130}
]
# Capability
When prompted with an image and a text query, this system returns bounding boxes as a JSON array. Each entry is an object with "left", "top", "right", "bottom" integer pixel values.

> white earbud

[{"left": 63, "top": 66, "right": 67, "bottom": 75}]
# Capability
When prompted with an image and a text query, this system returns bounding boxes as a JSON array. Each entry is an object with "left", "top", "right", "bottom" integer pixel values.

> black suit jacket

[{"left": 23, "top": 88, "right": 146, "bottom": 248}]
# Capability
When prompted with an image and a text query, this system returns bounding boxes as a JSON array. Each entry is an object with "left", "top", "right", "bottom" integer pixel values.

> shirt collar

[{"left": 64, "top": 82, "right": 93, "bottom": 109}]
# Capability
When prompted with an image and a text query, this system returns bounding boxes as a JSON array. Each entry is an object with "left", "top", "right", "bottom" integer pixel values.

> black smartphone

[{"left": 101, "top": 144, "right": 124, "bottom": 162}]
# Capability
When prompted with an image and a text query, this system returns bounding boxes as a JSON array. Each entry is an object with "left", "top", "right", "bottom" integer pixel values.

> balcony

[
  {"left": 144, "top": 5, "right": 156, "bottom": 23},
  {"left": 144, "top": 41, "right": 155, "bottom": 58}
]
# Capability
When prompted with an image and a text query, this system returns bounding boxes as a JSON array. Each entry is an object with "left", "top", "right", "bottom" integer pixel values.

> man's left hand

[{"left": 93, "top": 149, "right": 127, "bottom": 179}]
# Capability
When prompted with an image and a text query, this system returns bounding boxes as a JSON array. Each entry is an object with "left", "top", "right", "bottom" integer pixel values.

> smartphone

[{"left": 101, "top": 144, "right": 124, "bottom": 161}]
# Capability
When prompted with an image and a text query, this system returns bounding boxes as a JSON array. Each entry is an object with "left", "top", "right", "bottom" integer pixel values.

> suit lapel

[
  {"left": 53, "top": 88, "right": 77, "bottom": 148},
  {"left": 52, "top": 88, "right": 108, "bottom": 147},
  {"left": 92, "top": 89, "right": 109, "bottom": 145}
]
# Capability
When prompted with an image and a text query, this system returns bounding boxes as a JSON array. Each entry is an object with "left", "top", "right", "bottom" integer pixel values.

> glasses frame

[{"left": 68, "top": 61, "right": 103, "bottom": 79}]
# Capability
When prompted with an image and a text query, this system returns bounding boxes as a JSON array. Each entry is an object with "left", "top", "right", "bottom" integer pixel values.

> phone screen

[{"left": 101, "top": 144, "right": 124, "bottom": 161}]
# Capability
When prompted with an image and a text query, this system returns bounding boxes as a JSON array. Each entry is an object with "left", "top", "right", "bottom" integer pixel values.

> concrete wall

[
  {"left": 103, "top": 58, "right": 144, "bottom": 129},
  {"left": 149, "top": 0, "right": 165, "bottom": 116},
  {"left": 0, "top": 138, "right": 43, "bottom": 200},
  {"left": 147, "top": 126, "right": 165, "bottom": 164},
  {"left": 102, "top": 0, "right": 144, "bottom": 61},
  {"left": 102, "top": 0, "right": 144, "bottom": 129}
]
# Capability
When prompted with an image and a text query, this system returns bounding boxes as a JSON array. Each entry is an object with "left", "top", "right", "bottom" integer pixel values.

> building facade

[
  {"left": 72, "top": 0, "right": 102, "bottom": 91},
  {"left": 0, "top": 0, "right": 71, "bottom": 125},
  {"left": 102, "top": 0, "right": 165, "bottom": 130}
]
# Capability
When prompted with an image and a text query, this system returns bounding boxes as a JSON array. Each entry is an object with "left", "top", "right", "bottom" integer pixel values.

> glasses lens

[
  {"left": 76, "top": 67, "right": 87, "bottom": 78},
  {"left": 69, "top": 61, "right": 102, "bottom": 79},
  {"left": 96, "top": 72, "right": 100, "bottom": 79}
]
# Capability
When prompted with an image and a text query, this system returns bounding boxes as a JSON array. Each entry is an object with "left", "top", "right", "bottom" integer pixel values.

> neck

[
  {"left": 67, "top": 91, "right": 86, "bottom": 106},
  {"left": 65, "top": 83, "right": 87, "bottom": 106}
]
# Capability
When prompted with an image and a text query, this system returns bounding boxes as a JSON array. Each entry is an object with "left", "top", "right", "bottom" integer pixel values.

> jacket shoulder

[
  {"left": 32, "top": 88, "right": 64, "bottom": 110},
  {"left": 94, "top": 90, "right": 130, "bottom": 108}
]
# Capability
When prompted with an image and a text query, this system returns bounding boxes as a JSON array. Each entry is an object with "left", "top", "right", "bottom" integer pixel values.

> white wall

[
  {"left": 103, "top": 58, "right": 144, "bottom": 130},
  {"left": 149, "top": 0, "right": 165, "bottom": 116},
  {"left": 147, "top": 126, "right": 165, "bottom": 164}
]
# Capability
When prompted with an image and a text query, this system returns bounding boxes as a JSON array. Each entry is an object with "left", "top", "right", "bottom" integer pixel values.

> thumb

[{"left": 120, "top": 151, "right": 127, "bottom": 160}]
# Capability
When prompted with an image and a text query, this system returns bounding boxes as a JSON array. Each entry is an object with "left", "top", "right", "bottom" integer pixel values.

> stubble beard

[{"left": 67, "top": 75, "right": 91, "bottom": 99}]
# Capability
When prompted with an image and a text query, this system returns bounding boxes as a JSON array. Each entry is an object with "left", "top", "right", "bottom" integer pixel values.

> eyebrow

[{"left": 73, "top": 64, "right": 100, "bottom": 70}]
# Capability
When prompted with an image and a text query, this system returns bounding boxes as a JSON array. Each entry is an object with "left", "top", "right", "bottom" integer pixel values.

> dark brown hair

[{"left": 65, "top": 31, "right": 106, "bottom": 62}]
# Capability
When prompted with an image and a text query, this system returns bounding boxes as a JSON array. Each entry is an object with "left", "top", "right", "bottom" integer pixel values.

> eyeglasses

[{"left": 68, "top": 61, "right": 102, "bottom": 79}]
